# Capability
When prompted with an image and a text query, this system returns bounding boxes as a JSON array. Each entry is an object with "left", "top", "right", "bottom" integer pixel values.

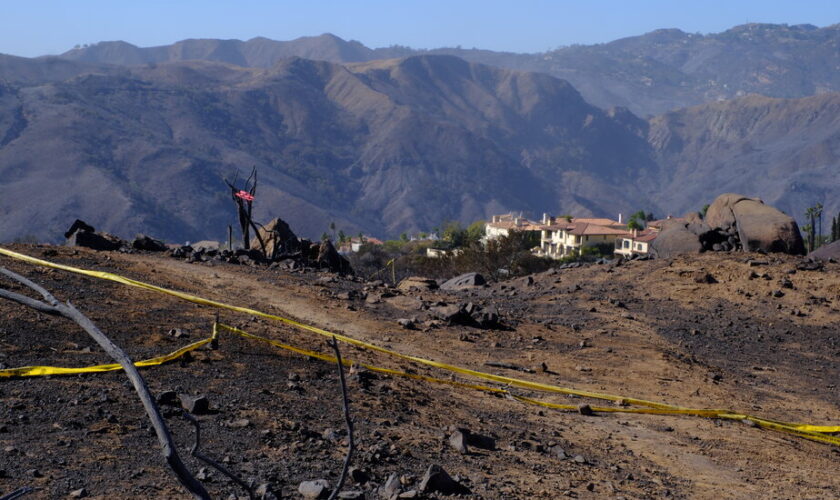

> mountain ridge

[{"left": 51, "top": 23, "right": 840, "bottom": 115}]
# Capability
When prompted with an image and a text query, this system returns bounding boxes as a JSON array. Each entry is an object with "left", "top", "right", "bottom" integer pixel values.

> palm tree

[
  {"left": 804, "top": 207, "right": 816, "bottom": 252},
  {"left": 814, "top": 203, "right": 823, "bottom": 249},
  {"left": 802, "top": 224, "right": 813, "bottom": 252}
]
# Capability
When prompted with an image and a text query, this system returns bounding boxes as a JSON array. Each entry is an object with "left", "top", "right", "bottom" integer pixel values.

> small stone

[
  {"left": 397, "top": 318, "right": 415, "bottom": 329},
  {"left": 229, "top": 418, "right": 250, "bottom": 428},
  {"left": 69, "top": 488, "right": 88, "bottom": 498},
  {"left": 772, "top": 290, "right": 785, "bottom": 298},
  {"left": 419, "top": 465, "right": 470, "bottom": 495},
  {"left": 168, "top": 328, "right": 188, "bottom": 338},
  {"left": 348, "top": 467, "right": 370, "bottom": 484},
  {"left": 398, "top": 491, "right": 419, "bottom": 499},
  {"left": 179, "top": 394, "right": 210, "bottom": 415},
  {"left": 573, "top": 454, "right": 587, "bottom": 464},
  {"left": 380, "top": 473, "right": 401, "bottom": 498},
  {"left": 337, "top": 491, "right": 365, "bottom": 500},
  {"left": 549, "top": 445, "right": 568, "bottom": 459},
  {"left": 156, "top": 390, "right": 178, "bottom": 406},
  {"left": 298, "top": 479, "right": 331, "bottom": 499},
  {"left": 449, "top": 429, "right": 469, "bottom": 454},
  {"left": 255, "top": 483, "right": 279, "bottom": 499},
  {"left": 577, "top": 404, "right": 594, "bottom": 416}
]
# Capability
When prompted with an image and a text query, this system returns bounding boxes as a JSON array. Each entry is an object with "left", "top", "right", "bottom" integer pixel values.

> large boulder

[
  {"left": 440, "top": 272, "right": 486, "bottom": 290},
  {"left": 251, "top": 217, "right": 300, "bottom": 260},
  {"left": 731, "top": 199, "right": 805, "bottom": 254},
  {"left": 651, "top": 223, "right": 703, "bottom": 258},
  {"left": 704, "top": 194, "right": 759, "bottom": 230}
]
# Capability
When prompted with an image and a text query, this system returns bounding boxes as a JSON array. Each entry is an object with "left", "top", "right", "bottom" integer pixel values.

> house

[
  {"left": 614, "top": 228, "right": 659, "bottom": 257},
  {"left": 484, "top": 213, "right": 543, "bottom": 242},
  {"left": 426, "top": 247, "right": 464, "bottom": 258},
  {"left": 338, "top": 236, "right": 384, "bottom": 254},
  {"left": 538, "top": 214, "right": 630, "bottom": 259}
]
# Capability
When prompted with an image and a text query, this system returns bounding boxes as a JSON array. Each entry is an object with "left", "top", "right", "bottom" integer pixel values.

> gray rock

[
  {"left": 69, "top": 488, "right": 88, "bottom": 498},
  {"left": 396, "top": 277, "right": 438, "bottom": 291},
  {"left": 299, "top": 479, "right": 331, "bottom": 499},
  {"left": 418, "top": 464, "right": 470, "bottom": 495},
  {"left": 651, "top": 223, "right": 703, "bottom": 258},
  {"left": 178, "top": 394, "right": 210, "bottom": 415},
  {"left": 448, "top": 430, "right": 468, "bottom": 454},
  {"left": 380, "top": 473, "right": 401, "bottom": 499},
  {"left": 440, "top": 272, "right": 486, "bottom": 290}
]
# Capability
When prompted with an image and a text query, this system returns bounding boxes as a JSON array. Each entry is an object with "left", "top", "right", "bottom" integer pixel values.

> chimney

[
  {"left": 618, "top": 213, "right": 623, "bottom": 224},
  {"left": 542, "top": 213, "right": 549, "bottom": 224},
  {"left": 633, "top": 228, "right": 638, "bottom": 238}
]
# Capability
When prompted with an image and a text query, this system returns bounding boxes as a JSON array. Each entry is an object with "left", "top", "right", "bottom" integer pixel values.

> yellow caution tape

[
  {"left": 0, "top": 338, "right": 212, "bottom": 377},
  {"left": 1, "top": 247, "right": 838, "bottom": 446}
]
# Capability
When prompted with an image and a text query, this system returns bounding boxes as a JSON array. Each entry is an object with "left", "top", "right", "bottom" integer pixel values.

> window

[
  {"left": 636, "top": 243, "right": 643, "bottom": 250},
  {"left": 623, "top": 240, "right": 630, "bottom": 248}
]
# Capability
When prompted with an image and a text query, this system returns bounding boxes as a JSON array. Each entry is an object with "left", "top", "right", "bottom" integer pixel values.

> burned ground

[{"left": 1, "top": 245, "right": 838, "bottom": 499}]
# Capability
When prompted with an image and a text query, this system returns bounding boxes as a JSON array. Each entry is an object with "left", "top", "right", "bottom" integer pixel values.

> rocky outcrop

[
  {"left": 315, "top": 240, "right": 352, "bottom": 274},
  {"left": 652, "top": 194, "right": 806, "bottom": 257}
]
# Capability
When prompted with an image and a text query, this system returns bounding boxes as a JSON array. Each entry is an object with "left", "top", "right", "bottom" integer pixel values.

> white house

[
  {"left": 538, "top": 216, "right": 629, "bottom": 259},
  {"left": 484, "top": 213, "right": 542, "bottom": 242},
  {"left": 614, "top": 228, "right": 659, "bottom": 257}
]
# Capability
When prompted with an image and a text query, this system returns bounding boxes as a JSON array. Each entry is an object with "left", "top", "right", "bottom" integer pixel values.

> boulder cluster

[{"left": 652, "top": 194, "right": 806, "bottom": 258}]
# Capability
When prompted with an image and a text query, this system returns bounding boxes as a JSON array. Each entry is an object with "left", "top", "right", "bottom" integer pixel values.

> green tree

[
  {"left": 465, "top": 220, "right": 486, "bottom": 246},
  {"left": 321, "top": 232, "right": 329, "bottom": 242},
  {"left": 700, "top": 204, "right": 710, "bottom": 219},
  {"left": 400, "top": 232, "right": 409, "bottom": 242},
  {"left": 338, "top": 229, "right": 346, "bottom": 244},
  {"left": 329, "top": 221, "right": 337, "bottom": 241},
  {"left": 441, "top": 221, "right": 467, "bottom": 247}
]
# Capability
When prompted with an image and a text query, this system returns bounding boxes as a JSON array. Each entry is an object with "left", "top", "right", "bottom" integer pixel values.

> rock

[
  {"left": 64, "top": 219, "right": 96, "bottom": 239},
  {"left": 396, "top": 318, "right": 415, "bottom": 329},
  {"left": 349, "top": 467, "right": 370, "bottom": 484},
  {"left": 651, "top": 223, "right": 703, "bottom": 258},
  {"left": 448, "top": 430, "right": 469, "bottom": 454},
  {"left": 810, "top": 240, "right": 840, "bottom": 261},
  {"left": 549, "top": 445, "right": 568, "bottom": 459},
  {"left": 132, "top": 234, "right": 167, "bottom": 252},
  {"left": 694, "top": 272, "right": 718, "bottom": 284},
  {"left": 251, "top": 217, "right": 300, "bottom": 260},
  {"left": 66, "top": 229, "right": 121, "bottom": 251},
  {"left": 337, "top": 491, "right": 365, "bottom": 500},
  {"left": 255, "top": 483, "right": 279, "bottom": 499},
  {"left": 397, "top": 277, "right": 438, "bottom": 291},
  {"left": 299, "top": 479, "right": 331, "bottom": 499},
  {"left": 167, "top": 328, "right": 188, "bottom": 339},
  {"left": 69, "top": 488, "right": 88, "bottom": 498},
  {"left": 705, "top": 193, "right": 757, "bottom": 230},
  {"left": 439, "top": 272, "right": 486, "bottom": 290},
  {"left": 192, "top": 240, "right": 220, "bottom": 252},
  {"left": 730, "top": 198, "right": 805, "bottom": 254},
  {"left": 317, "top": 240, "right": 352, "bottom": 274},
  {"left": 578, "top": 404, "right": 594, "bottom": 416},
  {"left": 228, "top": 418, "right": 250, "bottom": 428},
  {"left": 156, "top": 390, "right": 178, "bottom": 406},
  {"left": 380, "top": 473, "right": 401, "bottom": 499},
  {"left": 178, "top": 394, "right": 210, "bottom": 415},
  {"left": 419, "top": 465, "right": 470, "bottom": 495},
  {"left": 430, "top": 304, "right": 469, "bottom": 324}
]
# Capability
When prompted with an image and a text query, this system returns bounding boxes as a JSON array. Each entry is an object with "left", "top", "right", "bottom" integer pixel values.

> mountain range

[
  {"left": 0, "top": 24, "right": 838, "bottom": 243},
  {"left": 58, "top": 23, "right": 840, "bottom": 117}
]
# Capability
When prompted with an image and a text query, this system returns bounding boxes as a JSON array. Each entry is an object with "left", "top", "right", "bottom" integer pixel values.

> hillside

[
  {"left": 1, "top": 245, "right": 839, "bottom": 498},
  {"left": 0, "top": 55, "right": 656, "bottom": 243},
  {"left": 56, "top": 24, "right": 840, "bottom": 116},
  {"left": 647, "top": 92, "right": 840, "bottom": 225}
]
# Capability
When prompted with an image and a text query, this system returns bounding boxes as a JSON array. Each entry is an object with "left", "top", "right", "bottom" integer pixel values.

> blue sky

[{"left": 3, "top": 1, "right": 839, "bottom": 57}]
